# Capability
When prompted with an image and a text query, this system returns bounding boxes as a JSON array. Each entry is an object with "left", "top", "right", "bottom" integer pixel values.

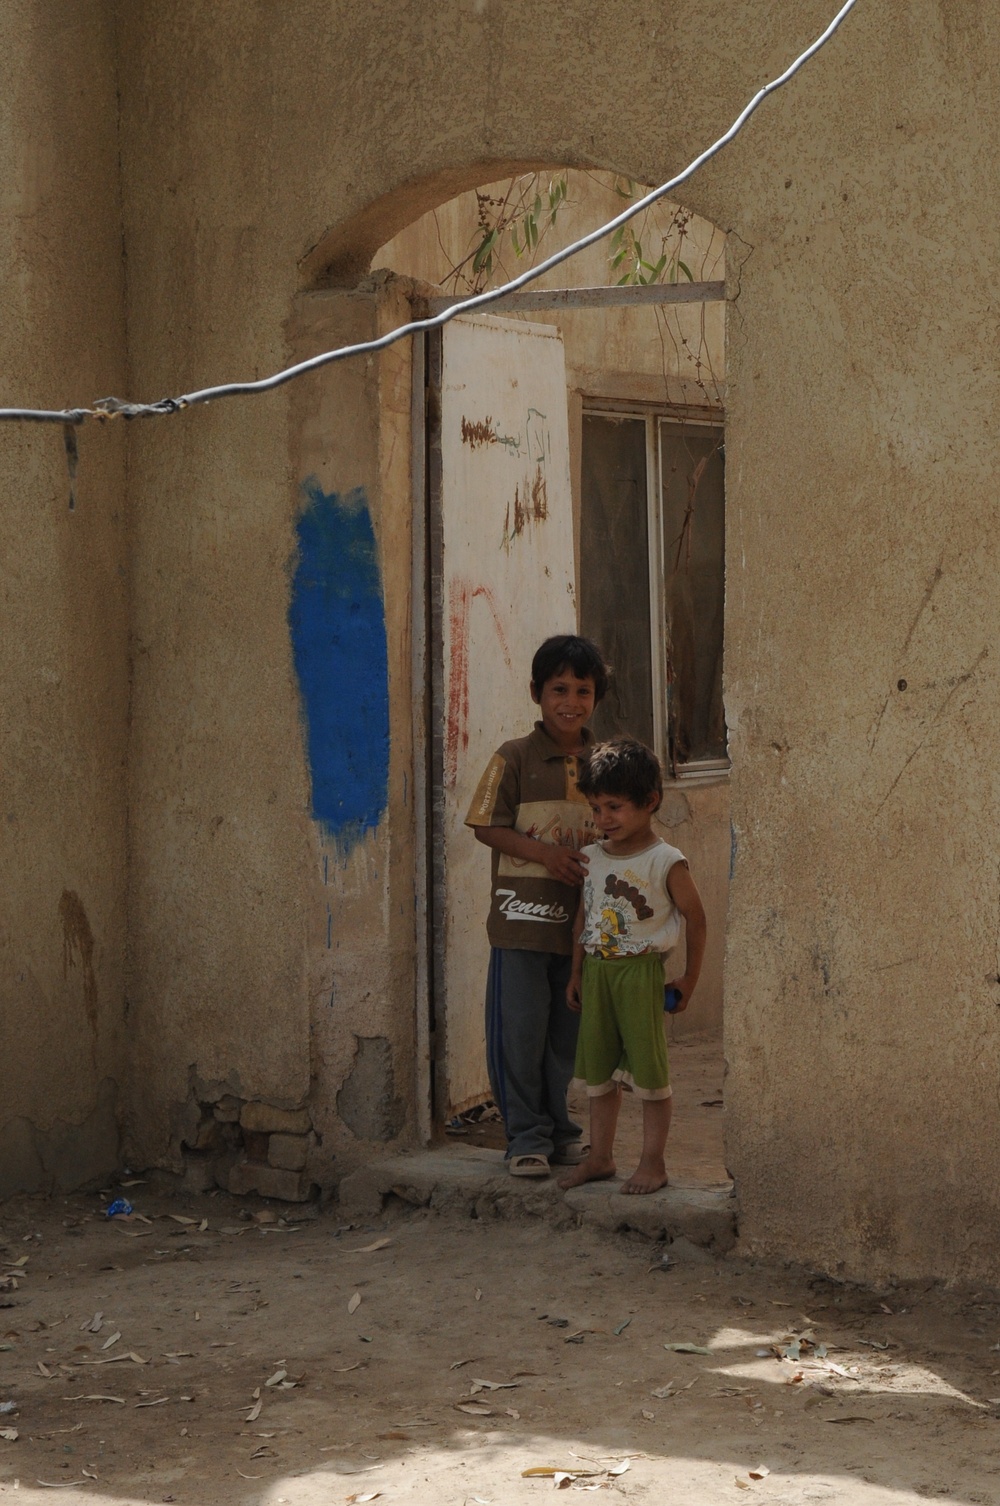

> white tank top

[{"left": 579, "top": 838, "right": 687, "bottom": 957}]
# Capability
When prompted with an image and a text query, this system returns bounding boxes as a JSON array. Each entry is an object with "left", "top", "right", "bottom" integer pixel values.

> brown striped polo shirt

[{"left": 464, "top": 722, "right": 596, "bottom": 954}]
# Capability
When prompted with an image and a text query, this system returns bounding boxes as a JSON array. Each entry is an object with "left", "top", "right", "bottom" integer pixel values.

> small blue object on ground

[{"left": 105, "top": 1198, "right": 133, "bottom": 1218}]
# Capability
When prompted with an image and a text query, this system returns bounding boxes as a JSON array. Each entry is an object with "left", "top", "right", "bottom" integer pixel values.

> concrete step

[{"left": 338, "top": 1146, "right": 737, "bottom": 1253}]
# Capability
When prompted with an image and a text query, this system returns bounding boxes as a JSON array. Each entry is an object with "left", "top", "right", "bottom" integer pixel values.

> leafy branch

[{"left": 454, "top": 173, "right": 698, "bottom": 293}]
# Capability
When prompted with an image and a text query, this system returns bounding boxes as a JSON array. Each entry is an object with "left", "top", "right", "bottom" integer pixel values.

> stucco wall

[
  {"left": 21, "top": 0, "right": 989, "bottom": 1278},
  {"left": 0, "top": 1, "right": 128, "bottom": 1195}
]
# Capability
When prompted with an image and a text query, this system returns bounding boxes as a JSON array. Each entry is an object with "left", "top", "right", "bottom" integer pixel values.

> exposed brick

[
  {"left": 228, "top": 1160, "right": 313, "bottom": 1202},
  {"left": 181, "top": 1155, "right": 217, "bottom": 1194},
  {"left": 185, "top": 1118, "right": 220, "bottom": 1152},
  {"left": 240, "top": 1102, "right": 311, "bottom": 1135},
  {"left": 214, "top": 1095, "right": 242, "bottom": 1123},
  {"left": 242, "top": 1130, "right": 270, "bottom": 1165},
  {"left": 268, "top": 1133, "right": 308, "bottom": 1172}
]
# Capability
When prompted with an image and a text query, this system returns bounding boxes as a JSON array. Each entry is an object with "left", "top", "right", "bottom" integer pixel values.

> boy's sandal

[
  {"left": 509, "top": 1154, "right": 551, "bottom": 1178},
  {"left": 551, "top": 1142, "right": 590, "bottom": 1166}
]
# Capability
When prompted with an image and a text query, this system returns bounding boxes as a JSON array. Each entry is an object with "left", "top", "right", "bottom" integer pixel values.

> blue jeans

[{"left": 485, "top": 947, "right": 583, "bottom": 1160}]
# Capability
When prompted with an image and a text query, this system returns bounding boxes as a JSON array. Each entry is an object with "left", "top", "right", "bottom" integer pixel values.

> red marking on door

[
  {"left": 446, "top": 581, "right": 512, "bottom": 788},
  {"left": 461, "top": 416, "right": 498, "bottom": 448}
]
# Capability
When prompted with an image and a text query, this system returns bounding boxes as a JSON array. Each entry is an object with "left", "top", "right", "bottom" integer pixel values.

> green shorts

[{"left": 572, "top": 953, "right": 672, "bottom": 1102}]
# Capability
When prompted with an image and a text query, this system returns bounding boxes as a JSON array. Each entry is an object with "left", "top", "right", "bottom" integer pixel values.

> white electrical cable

[{"left": 0, "top": 0, "right": 859, "bottom": 426}]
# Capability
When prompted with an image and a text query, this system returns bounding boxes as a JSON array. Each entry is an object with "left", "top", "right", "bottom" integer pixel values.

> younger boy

[
  {"left": 559, "top": 738, "right": 707, "bottom": 1196},
  {"left": 466, "top": 635, "right": 609, "bottom": 1178}
]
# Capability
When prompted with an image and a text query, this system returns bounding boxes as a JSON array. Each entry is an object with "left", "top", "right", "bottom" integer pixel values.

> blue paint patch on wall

[{"left": 289, "top": 479, "right": 389, "bottom": 850}]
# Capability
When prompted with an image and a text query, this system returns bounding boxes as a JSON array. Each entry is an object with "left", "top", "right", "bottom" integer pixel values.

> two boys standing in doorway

[{"left": 465, "top": 634, "right": 707, "bottom": 1196}]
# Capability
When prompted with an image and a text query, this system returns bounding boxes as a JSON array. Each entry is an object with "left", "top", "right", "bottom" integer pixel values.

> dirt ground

[{"left": 3, "top": 1042, "right": 1000, "bottom": 1506}]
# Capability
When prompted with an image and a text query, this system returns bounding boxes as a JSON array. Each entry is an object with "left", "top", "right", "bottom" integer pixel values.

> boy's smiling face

[
  {"left": 531, "top": 668, "right": 596, "bottom": 751},
  {"left": 586, "top": 790, "right": 658, "bottom": 850}
]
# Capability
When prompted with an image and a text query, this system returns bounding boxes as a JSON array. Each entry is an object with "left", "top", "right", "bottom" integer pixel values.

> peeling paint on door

[{"left": 446, "top": 579, "right": 512, "bottom": 789}]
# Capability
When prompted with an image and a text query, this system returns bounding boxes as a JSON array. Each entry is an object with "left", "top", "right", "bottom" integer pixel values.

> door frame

[{"left": 414, "top": 283, "right": 727, "bottom": 1135}]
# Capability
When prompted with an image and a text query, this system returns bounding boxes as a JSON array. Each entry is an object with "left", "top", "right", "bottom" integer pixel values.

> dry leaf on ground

[{"left": 348, "top": 1292, "right": 362, "bottom": 1315}]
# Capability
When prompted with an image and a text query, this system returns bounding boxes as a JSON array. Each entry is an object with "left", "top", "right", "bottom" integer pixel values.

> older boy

[{"left": 466, "top": 635, "right": 609, "bottom": 1177}]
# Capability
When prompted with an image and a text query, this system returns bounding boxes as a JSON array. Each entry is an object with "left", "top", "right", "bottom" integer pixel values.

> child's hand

[
  {"left": 566, "top": 975, "right": 583, "bottom": 1013},
  {"left": 671, "top": 976, "right": 696, "bottom": 1012},
  {"left": 541, "top": 844, "right": 589, "bottom": 885}
]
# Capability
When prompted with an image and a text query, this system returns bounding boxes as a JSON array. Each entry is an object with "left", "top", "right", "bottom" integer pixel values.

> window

[{"left": 579, "top": 408, "right": 727, "bottom": 776}]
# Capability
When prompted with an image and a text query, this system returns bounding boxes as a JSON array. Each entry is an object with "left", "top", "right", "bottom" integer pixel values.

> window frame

[{"left": 581, "top": 400, "right": 728, "bottom": 783}]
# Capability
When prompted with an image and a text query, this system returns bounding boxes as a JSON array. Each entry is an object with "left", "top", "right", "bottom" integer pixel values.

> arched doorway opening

[{"left": 372, "top": 169, "right": 731, "bottom": 1185}]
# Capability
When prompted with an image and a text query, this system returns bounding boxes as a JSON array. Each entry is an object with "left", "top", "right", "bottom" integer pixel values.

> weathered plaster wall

[
  {"left": 0, "top": 1, "right": 128, "bottom": 1196},
  {"left": 110, "top": 0, "right": 1000, "bottom": 1278},
  {"left": 288, "top": 281, "right": 419, "bottom": 1179}
]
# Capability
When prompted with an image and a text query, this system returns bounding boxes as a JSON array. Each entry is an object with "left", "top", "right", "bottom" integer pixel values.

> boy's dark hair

[
  {"left": 530, "top": 635, "right": 609, "bottom": 703},
  {"left": 577, "top": 737, "right": 663, "bottom": 811}
]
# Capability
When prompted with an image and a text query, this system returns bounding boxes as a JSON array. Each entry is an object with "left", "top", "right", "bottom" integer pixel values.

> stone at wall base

[
  {"left": 186, "top": 1118, "right": 220, "bottom": 1153},
  {"left": 240, "top": 1103, "right": 311, "bottom": 1135},
  {"left": 242, "top": 1130, "right": 270, "bottom": 1164},
  {"left": 228, "top": 1159, "right": 313, "bottom": 1202},
  {"left": 180, "top": 1155, "right": 217, "bottom": 1194},
  {"left": 268, "top": 1133, "right": 309, "bottom": 1171}
]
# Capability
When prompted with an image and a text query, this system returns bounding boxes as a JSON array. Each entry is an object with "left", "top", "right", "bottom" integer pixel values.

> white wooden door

[{"left": 433, "top": 313, "right": 577, "bottom": 1116}]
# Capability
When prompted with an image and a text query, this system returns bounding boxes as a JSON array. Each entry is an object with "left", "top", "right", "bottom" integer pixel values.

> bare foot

[
  {"left": 557, "top": 1156, "right": 617, "bottom": 1190},
  {"left": 621, "top": 1159, "right": 669, "bottom": 1195}
]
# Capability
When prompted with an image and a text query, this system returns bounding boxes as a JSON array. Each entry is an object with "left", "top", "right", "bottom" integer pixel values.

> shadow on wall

[
  {"left": 0, "top": 1080, "right": 119, "bottom": 1199},
  {"left": 288, "top": 479, "right": 390, "bottom": 852}
]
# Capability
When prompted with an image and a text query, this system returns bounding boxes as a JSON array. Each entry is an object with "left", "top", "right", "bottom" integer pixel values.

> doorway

[{"left": 372, "top": 169, "right": 730, "bottom": 1159}]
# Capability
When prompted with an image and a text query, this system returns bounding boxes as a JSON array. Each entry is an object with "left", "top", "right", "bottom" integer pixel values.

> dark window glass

[
  {"left": 579, "top": 414, "right": 654, "bottom": 746},
  {"left": 660, "top": 422, "right": 726, "bottom": 765}
]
